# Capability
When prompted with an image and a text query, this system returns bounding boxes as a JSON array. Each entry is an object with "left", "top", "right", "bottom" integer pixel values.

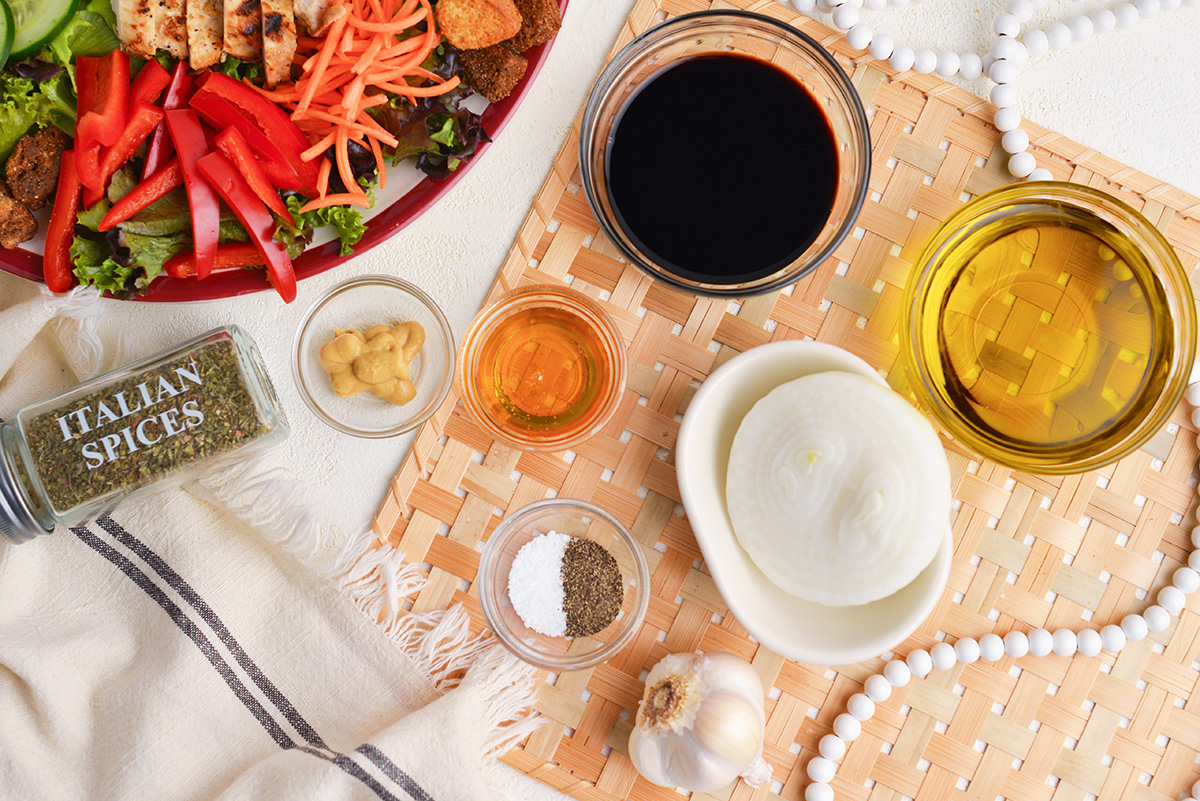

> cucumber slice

[
  {"left": 0, "top": 0, "right": 13, "bottom": 69},
  {"left": 9, "top": 0, "right": 81, "bottom": 61}
]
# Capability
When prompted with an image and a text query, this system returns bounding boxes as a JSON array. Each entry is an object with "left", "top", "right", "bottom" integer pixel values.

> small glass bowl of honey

[
  {"left": 903, "top": 181, "right": 1196, "bottom": 474},
  {"left": 457, "top": 284, "right": 627, "bottom": 452}
]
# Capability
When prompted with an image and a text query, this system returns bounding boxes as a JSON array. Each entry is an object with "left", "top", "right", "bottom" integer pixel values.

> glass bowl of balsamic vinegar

[{"left": 579, "top": 10, "right": 871, "bottom": 297}]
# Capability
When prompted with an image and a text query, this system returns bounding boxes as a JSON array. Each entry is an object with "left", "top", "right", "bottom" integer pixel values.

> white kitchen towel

[{"left": 0, "top": 276, "right": 541, "bottom": 801}]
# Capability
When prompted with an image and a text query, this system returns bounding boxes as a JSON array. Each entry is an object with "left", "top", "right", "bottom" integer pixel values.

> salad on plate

[{"left": 0, "top": 0, "right": 562, "bottom": 301}]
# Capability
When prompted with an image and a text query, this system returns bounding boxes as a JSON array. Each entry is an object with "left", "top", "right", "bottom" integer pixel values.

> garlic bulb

[{"left": 628, "top": 651, "right": 772, "bottom": 793}]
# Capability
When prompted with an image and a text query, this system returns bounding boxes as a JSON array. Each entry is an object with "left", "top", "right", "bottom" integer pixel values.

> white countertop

[{"left": 12, "top": 1, "right": 1200, "bottom": 798}]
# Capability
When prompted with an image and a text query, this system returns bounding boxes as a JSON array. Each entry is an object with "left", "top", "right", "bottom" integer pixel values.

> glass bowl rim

[
  {"left": 291, "top": 273, "right": 456, "bottom": 439},
  {"left": 578, "top": 8, "right": 872, "bottom": 297},
  {"left": 477, "top": 498, "right": 651, "bottom": 671}
]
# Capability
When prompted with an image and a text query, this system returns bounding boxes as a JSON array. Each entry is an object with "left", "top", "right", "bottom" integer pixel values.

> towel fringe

[{"left": 42, "top": 285, "right": 110, "bottom": 379}]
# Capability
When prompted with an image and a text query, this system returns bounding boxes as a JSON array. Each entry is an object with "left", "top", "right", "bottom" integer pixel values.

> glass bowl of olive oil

[{"left": 903, "top": 181, "right": 1196, "bottom": 474}]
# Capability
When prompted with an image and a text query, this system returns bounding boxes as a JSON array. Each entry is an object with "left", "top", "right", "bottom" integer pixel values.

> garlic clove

[{"left": 690, "top": 691, "right": 765, "bottom": 770}]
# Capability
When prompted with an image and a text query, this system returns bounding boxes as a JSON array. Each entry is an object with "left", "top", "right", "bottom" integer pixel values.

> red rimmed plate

[{"left": 1, "top": 4, "right": 568, "bottom": 302}]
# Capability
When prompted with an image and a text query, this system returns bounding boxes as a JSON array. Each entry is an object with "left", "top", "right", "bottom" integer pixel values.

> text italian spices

[
  {"left": 0, "top": 326, "right": 289, "bottom": 544},
  {"left": 507, "top": 530, "right": 623, "bottom": 638}
]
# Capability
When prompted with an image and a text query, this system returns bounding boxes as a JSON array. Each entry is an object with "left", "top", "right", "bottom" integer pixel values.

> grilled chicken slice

[
  {"left": 187, "top": 0, "right": 225, "bottom": 69},
  {"left": 261, "top": 0, "right": 298, "bottom": 87},
  {"left": 157, "top": 0, "right": 190, "bottom": 59},
  {"left": 225, "top": 0, "right": 264, "bottom": 60},
  {"left": 116, "top": 0, "right": 159, "bottom": 58},
  {"left": 294, "top": 0, "right": 345, "bottom": 36}
]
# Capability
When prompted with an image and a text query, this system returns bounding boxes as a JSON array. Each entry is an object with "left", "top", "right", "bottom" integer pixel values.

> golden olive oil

[{"left": 925, "top": 208, "right": 1173, "bottom": 458}]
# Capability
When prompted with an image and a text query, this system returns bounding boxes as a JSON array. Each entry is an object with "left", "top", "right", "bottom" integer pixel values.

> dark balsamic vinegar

[{"left": 605, "top": 53, "right": 839, "bottom": 284}]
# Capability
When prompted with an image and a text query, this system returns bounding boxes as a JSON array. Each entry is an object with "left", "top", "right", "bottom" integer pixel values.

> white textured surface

[{"left": 22, "top": 2, "right": 1200, "bottom": 799}]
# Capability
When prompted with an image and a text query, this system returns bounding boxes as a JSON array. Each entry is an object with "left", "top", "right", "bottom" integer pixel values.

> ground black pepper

[{"left": 562, "top": 537, "right": 623, "bottom": 637}]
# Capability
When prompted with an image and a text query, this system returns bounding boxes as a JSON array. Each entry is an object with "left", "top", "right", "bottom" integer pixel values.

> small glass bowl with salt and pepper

[{"left": 478, "top": 499, "right": 649, "bottom": 671}]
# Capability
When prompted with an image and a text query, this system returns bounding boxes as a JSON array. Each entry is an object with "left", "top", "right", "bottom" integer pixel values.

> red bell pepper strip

[
  {"left": 75, "top": 50, "right": 130, "bottom": 150},
  {"left": 129, "top": 60, "right": 171, "bottom": 109},
  {"left": 214, "top": 127, "right": 291, "bottom": 219},
  {"left": 45, "top": 150, "right": 81, "bottom": 293},
  {"left": 165, "top": 109, "right": 221, "bottom": 281},
  {"left": 164, "top": 244, "right": 264, "bottom": 279},
  {"left": 143, "top": 62, "right": 196, "bottom": 180},
  {"left": 188, "top": 91, "right": 303, "bottom": 191},
  {"left": 196, "top": 152, "right": 296, "bottom": 303},
  {"left": 99, "top": 158, "right": 184, "bottom": 232},
  {"left": 84, "top": 102, "right": 166, "bottom": 209}
]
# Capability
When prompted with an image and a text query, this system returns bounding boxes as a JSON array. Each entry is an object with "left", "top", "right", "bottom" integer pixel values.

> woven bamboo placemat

[{"left": 371, "top": 1, "right": 1200, "bottom": 799}]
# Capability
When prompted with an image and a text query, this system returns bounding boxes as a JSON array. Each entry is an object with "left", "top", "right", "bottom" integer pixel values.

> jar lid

[{"left": 0, "top": 442, "right": 49, "bottom": 544}]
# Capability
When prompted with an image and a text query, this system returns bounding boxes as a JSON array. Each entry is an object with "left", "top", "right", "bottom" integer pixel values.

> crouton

[
  {"left": 0, "top": 187, "right": 38, "bottom": 250},
  {"left": 435, "top": 0, "right": 521, "bottom": 50},
  {"left": 7, "top": 127, "right": 70, "bottom": 211},
  {"left": 460, "top": 45, "right": 528, "bottom": 103},
  {"left": 504, "top": 0, "right": 560, "bottom": 51}
]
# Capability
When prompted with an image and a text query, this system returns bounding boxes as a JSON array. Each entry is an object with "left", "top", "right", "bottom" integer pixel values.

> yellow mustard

[{"left": 318, "top": 322, "right": 426, "bottom": 406}]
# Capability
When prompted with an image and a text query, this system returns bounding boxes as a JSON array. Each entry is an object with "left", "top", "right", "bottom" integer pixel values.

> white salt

[{"left": 508, "top": 530, "right": 570, "bottom": 636}]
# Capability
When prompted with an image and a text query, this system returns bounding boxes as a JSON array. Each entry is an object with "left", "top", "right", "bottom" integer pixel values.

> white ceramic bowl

[{"left": 677, "top": 341, "right": 951, "bottom": 666}]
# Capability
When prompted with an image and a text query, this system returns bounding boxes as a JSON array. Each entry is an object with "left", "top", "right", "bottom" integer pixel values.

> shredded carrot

[{"left": 266, "top": 0, "right": 458, "bottom": 205}]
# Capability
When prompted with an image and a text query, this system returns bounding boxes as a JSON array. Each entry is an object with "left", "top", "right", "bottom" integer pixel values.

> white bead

[
  {"left": 1193, "top": 525, "right": 1200, "bottom": 550},
  {"left": 979, "top": 633, "right": 1005, "bottom": 662},
  {"left": 1185, "top": 384, "right": 1200, "bottom": 406},
  {"left": 913, "top": 49, "right": 938, "bottom": 74},
  {"left": 815, "top": 0, "right": 837, "bottom": 13},
  {"left": 955, "top": 638, "right": 981, "bottom": 665},
  {"left": 1092, "top": 8, "right": 1117, "bottom": 34},
  {"left": 884, "top": 660, "right": 911, "bottom": 687},
  {"left": 1023, "top": 29, "right": 1049, "bottom": 57},
  {"left": 982, "top": 53, "right": 996, "bottom": 74},
  {"left": 1069, "top": 14, "right": 1094, "bottom": 42},
  {"left": 869, "top": 35, "right": 894, "bottom": 60},
  {"left": 890, "top": 45, "right": 916, "bottom": 72},
  {"left": 1114, "top": 2, "right": 1140, "bottom": 26},
  {"left": 994, "top": 106, "right": 1021, "bottom": 131},
  {"left": 991, "top": 83, "right": 1018, "bottom": 108},
  {"left": 1003, "top": 630, "right": 1029, "bottom": 658},
  {"left": 994, "top": 13, "right": 1021, "bottom": 36},
  {"left": 834, "top": 712, "right": 862, "bottom": 741},
  {"left": 1028, "top": 628, "right": 1054, "bottom": 656},
  {"left": 1121, "top": 614, "right": 1148, "bottom": 641},
  {"left": 1027, "top": 167, "right": 1054, "bottom": 181},
  {"left": 792, "top": 0, "right": 817, "bottom": 10},
  {"left": 1046, "top": 22, "right": 1071, "bottom": 49},
  {"left": 848, "top": 693, "right": 876, "bottom": 721},
  {"left": 1172, "top": 567, "right": 1200, "bottom": 594},
  {"left": 1008, "top": 151, "right": 1037, "bottom": 178},
  {"left": 1052, "top": 629, "right": 1078, "bottom": 657},
  {"left": 847, "top": 23, "right": 873, "bottom": 50},
  {"left": 833, "top": 4, "right": 859, "bottom": 30},
  {"left": 959, "top": 52, "right": 983, "bottom": 79},
  {"left": 906, "top": 649, "right": 933, "bottom": 678},
  {"left": 1189, "top": 550, "right": 1200, "bottom": 571},
  {"left": 1137, "top": 0, "right": 1160, "bottom": 17},
  {"left": 1077, "top": 628, "right": 1103, "bottom": 657},
  {"left": 1002, "top": 128, "right": 1030, "bottom": 153},
  {"left": 819, "top": 733, "right": 846, "bottom": 761},
  {"left": 865, "top": 674, "right": 893, "bottom": 702},
  {"left": 1144, "top": 605, "right": 1171, "bottom": 632},
  {"left": 990, "top": 58, "right": 1019, "bottom": 84},
  {"left": 1100, "top": 624, "right": 1127, "bottom": 653},
  {"left": 888, "top": 0, "right": 909, "bottom": 6},
  {"left": 992, "top": 35, "right": 1023, "bottom": 60},
  {"left": 808, "top": 756, "right": 837, "bottom": 783},
  {"left": 805, "top": 783, "right": 834, "bottom": 801},
  {"left": 1157, "top": 585, "right": 1186, "bottom": 614},
  {"left": 1194, "top": 779, "right": 1200, "bottom": 799},
  {"left": 1009, "top": 40, "right": 1029, "bottom": 66},
  {"left": 1008, "top": 0, "right": 1034, "bottom": 22},
  {"left": 864, "top": 0, "right": 886, "bottom": 9},
  {"left": 931, "top": 642, "right": 957, "bottom": 671},
  {"left": 936, "top": 50, "right": 960, "bottom": 77},
  {"left": 1162, "top": 0, "right": 1180, "bottom": 8}
]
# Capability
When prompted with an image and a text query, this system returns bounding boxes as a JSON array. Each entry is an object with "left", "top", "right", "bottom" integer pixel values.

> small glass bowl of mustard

[{"left": 292, "top": 275, "right": 455, "bottom": 438}]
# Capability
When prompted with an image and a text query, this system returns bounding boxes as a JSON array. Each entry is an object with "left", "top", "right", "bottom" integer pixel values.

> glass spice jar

[{"left": 0, "top": 326, "right": 289, "bottom": 544}]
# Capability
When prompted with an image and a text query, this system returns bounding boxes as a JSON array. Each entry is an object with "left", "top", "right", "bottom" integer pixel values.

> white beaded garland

[
  {"left": 954, "top": 637, "right": 981, "bottom": 665},
  {"left": 931, "top": 642, "right": 957, "bottom": 671},
  {"left": 865, "top": 674, "right": 893, "bottom": 702},
  {"left": 1114, "top": 2, "right": 1140, "bottom": 27},
  {"left": 1028, "top": 628, "right": 1053, "bottom": 657},
  {"left": 1144, "top": 605, "right": 1171, "bottom": 632},
  {"left": 991, "top": 35, "right": 1024, "bottom": 61},
  {"left": 1069, "top": 14, "right": 1094, "bottom": 41},
  {"left": 979, "top": 633, "right": 1005, "bottom": 662},
  {"left": 1121, "top": 613, "right": 1149, "bottom": 642},
  {"left": 1157, "top": 585, "right": 1186, "bottom": 615},
  {"left": 1008, "top": 151, "right": 1037, "bottom": 177},
  {"left": 994, "top": 12, "right": 1021, "bottom": 36},
  {"left": 847, "top": 23, "right": 874, "bottom": 50},
  {"left": 1008, "top": 0, "right": 1034, "bottom": 22},
  {"left": 1023, "top": 28, "right": 1049, "bottom": 57},
  {"left": 1091, "top": 7, "right": 1117, "bottom": 33},
  {"left": 906, "top": 649, "right": 933, "bottom": 678},
  {"left": 808, "top": 757, "right": 837, "bottom": 784},
  {"left": 833, "top": 4, "right": 859, "bottom": 30},
  {"left": 819, "top": 733, "right": 846, "bottom": 761},
  {"left": 1003, "top": 630, "right": 1029, "bottom": 658},
  {"left": 890, "top": 45, "right": 916, "bottom": 71},
  {"left": 990, "top": 58, "right": 1019, "bottom": 84},
  {"left": 958, "top": 52, "right": 983, "bottom": 79},
  {"left": 848, "top": 693, "right": 876, "bottom": 721},
  {"left": 1099, "top": 624, "right": 1126, "bottom": 653},
  {"left": 1028, "top": 167, "right": 1054, "bottom": 181},
  {"left": 805, "top": 782, "right": 834, "bottom": 801},
  {"left": 833, "top": 712, "right": 862, "bottom": 741},
  {"left": 1137, "top": 0, "right": 1161, "bottom": 17},
  {"left": 913, "top": 48, "right": 938, "bottom": 74},
  {"left": 884, "top": 660, "right": 911, "bottom": 687},
  {"left": 936, "top": 50, "right": 960, "bottom": 77},
  {"left": 1077, "top": 628, "right": 1102, "bottom": 658},
  {"left": 1052, "top": 628, "right": 1078, "bottom": 657},
  {"left": 1046, "top": 21, "right": 1072, "bottom": 49},
  {"left": 990, "top": 83, "right": 1018, "bottom": 108},
  {"left": 869, "top": 34, "right": 895, "bottom": 60},
  {"left": 993, "top": 105, "right": 1021, "bottom": 132},
  {"left": 1173, "top": 566, "right": 1200, "bottom": 594},
  {"left": 1002, "top": 128, "right": 1030, "bottom": 153}
]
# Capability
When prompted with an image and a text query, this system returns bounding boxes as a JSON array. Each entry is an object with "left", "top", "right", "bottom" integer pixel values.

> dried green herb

[
  {"left": 562, "top": 538, "right": 623, "bottom": 638},
  {"left": 22, "top": 339, "right": 271, "bottom": 513}
]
